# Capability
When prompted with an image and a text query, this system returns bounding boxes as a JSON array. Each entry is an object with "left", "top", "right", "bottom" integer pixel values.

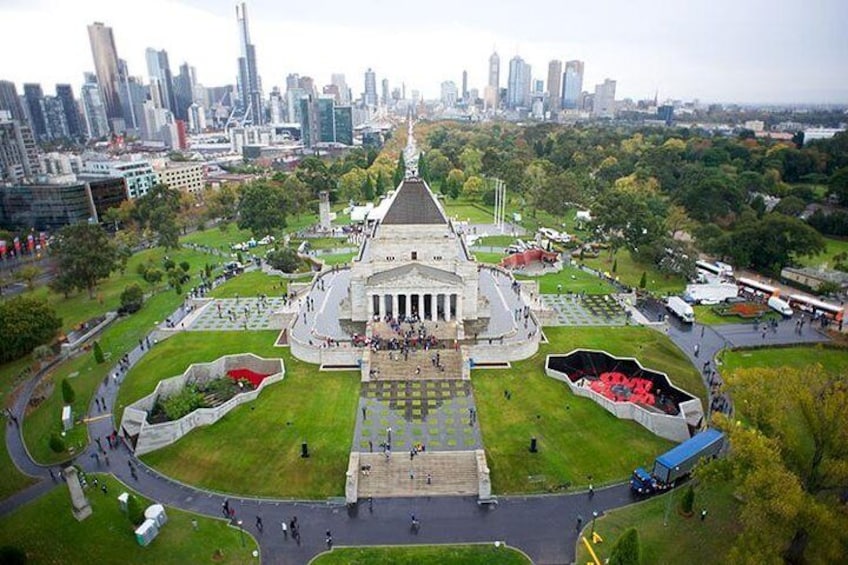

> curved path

[{"left": 2, "top": 296, "right": 830, "bottom": 564}]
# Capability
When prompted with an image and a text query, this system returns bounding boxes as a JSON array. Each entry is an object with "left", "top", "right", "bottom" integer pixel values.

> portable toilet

[
  {"left": 117, "top": 492, "right": 129, "bottom": 513},
  {"left": 144, "top": 504, "right": 168, "bottom": 528},
  {"left": 62, "top": 405, "right": 72, "bottom": 431},
  {"left": 134, "top": 518, "right": 159, "bottom": 547}
]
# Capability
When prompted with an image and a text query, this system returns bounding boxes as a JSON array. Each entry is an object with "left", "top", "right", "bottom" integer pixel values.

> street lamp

[
  {"left": 237, "top": 520, "right": 245, "bottom": 547},
  {"left": 590, "top": 511, "right": 599, "bottom": 537},
  {"left": 663, "top": 466, "right": 680, "bottom": 527}
]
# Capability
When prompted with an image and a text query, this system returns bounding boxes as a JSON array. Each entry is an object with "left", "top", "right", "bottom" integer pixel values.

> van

[
  {"left": 667, "top": 296, "right": 695, "bottom": 323},
  {"left": 767, "top": 296, "right": 793, "bottom": 317}
]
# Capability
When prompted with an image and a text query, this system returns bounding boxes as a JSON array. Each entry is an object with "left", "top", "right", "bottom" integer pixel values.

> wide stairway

[
  {"left": 357, "top": 450, "right": 479, "bottom": 498},
  {"left": 368, "top": 349, "right": 464, "bottom": 380}
]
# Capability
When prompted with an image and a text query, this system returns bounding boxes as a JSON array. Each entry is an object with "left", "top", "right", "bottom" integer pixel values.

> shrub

[
  {"left": 266, "top": 248, "right": 302, "bottom": 273},
  {"left": 93, "top": 341, "right": 105, "bottom": 364},
  {"left": 612, "top": 259, "right": 618, "bottom": 273},
  {"left": 32, "top": 344, "right": 53, "bottom": 363},
  {"left": 639, "top": 271, "right": 647, "bottom": 289},
  {"left": 49, "top": 433, "right": 65, "bottom": 453},
  {"left": 61, "top": 379, "right": 75, "bottom": 404},
  {"left": 179, "top": 261, "right": 190, "bottom": 272},
  {"left": 126, "top": 494, "right": 145, "bottom": 526},
  {"left": 161, "top": 386, "right": 205, "bottom": 421},
  {"left": 162, "top": 258, "right": 176, "bottom": 271},
  {"left": 0, "top": 545, "right": 27, "bottom": 565},
  {"left": 120, "top": 283, "right": 145, "bottom": 314},
  {"left": 609, "top": 527, "right": 640, "bottom": 565},
  {"left": 680, "top": 484, "right": 695, "bottom": 515}
]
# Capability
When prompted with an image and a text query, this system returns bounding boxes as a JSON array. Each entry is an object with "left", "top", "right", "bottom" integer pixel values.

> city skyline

[{"left": 1, "top": 0, "right": 847, "bottom": 104}]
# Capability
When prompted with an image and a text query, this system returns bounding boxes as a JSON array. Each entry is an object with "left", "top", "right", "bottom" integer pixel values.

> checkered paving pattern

[
  {"left": 540, "top": 294, "right": 627, "bottom": 326},
  {"left": 188, "top": 298, "right": 288, "bottom": 331}
]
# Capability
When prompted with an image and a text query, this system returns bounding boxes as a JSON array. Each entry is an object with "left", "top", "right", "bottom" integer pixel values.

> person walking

[
  {"left": 281, "top": 521, "right": 288, "bottom": 539},
  {"left": 255, "top": 515, "right": 263, "bottom": 533}
]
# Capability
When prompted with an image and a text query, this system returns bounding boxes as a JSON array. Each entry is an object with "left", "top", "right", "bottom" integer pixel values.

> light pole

[
  {"left": 663, "top": 466, "right": 680, "bottom": 527},
  {"left": 590, "top": 511, "right": 599, "bottom": 537},
  {"left": 237, "top": 519, "right": 245, "bottom": 547}
]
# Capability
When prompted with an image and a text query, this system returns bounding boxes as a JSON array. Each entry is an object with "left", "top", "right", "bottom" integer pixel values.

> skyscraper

[
  {"left": 0, "top": 81, "right": 26, "bottom": 123},
  {"left": 174, "top": 63, "right": 195, "bottom": 120},
  {"left": 364, "top": 68, "right": 377, "bottom": 107},
  {"left": 461, "top": 70, "right": 468, "bottom": 101},
  {"left": 381, "top": 78, "right": 390, "bottom": 107},
  {"left": 331, "top": 73, "right": 350, "bottom": 105},
  {"left": 547, "top": 60, "right": 563, "bottom": 113},
  {"left": 441, "top": 81, "right": 458, "bottom": 108},
  {"left": 80, "top": 73, "right": 110, "bottom": 140},
  {"left": 43, "top": 96, "right": 69, "bottom": 140},
  {"left": 146, "top": 48, "right": 177, "bottom": 115},
  {"left": 507, "top": 56, "right": 531, "bottom": 109},
  {"left": 592, "top": 79, "right": 617, "bottom": 118},
  {"left": 87, "top": 22, "right": 124, "bottom": 129},
  {"left": 0, "top": 116, "right": 41, "bottom": 183},
  {"left": 56, "top": 85, "right": 83, "bottom": 139},
  {"left": 562, "top": 60, "right": 585, "bottom": 110},
  {"left": 235, "top": 2, "right": 263, "bottom": 125},
  {"left": 486, "top": 51, "right": 500, "bottom": 109},
  {"left": 22, "top": 83, "right": 48, "bottom": 141}
]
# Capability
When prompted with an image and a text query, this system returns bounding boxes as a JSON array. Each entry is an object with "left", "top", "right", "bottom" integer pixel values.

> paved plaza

[
  {"left": 540, "top": 293, "right": 628, "bottom": 326},
  {"left": 354, "top": 380, "right": 483, "bottom": 453},
  {"left": 188, "top": 297, "right": 289, "bottom": 331}
]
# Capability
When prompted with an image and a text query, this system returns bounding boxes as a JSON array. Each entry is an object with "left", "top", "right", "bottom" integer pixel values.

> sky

[{"left": 1, "top": 0, "right": 847, "bottom": 104}]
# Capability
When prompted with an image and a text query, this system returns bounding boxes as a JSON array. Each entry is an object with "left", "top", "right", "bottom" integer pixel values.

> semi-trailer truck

[{"left": 630, "top": 429, "right": 725, "bottom": 495}]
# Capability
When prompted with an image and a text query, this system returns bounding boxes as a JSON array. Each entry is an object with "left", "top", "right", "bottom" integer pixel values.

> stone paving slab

[
  {"left": 540, "top": 294, "right": 627, "bottom": 326},
  {"left": 188, "top": 297, "right": 287, "bottom": 331},
  {"left": 353, "top": 380, "right": 482, "bottom": 453}
]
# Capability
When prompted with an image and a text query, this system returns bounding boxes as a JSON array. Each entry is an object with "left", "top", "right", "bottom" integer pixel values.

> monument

[
  {"left": 64, "top": 466, "right": 92, "bottom": 521},
  {"left": 318, "top": 191, "right": 331, "bottom": 231}
]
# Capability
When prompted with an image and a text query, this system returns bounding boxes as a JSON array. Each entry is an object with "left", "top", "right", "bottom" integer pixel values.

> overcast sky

[{"left": 2, "top": 0, "right": 847, "bottom": 104}]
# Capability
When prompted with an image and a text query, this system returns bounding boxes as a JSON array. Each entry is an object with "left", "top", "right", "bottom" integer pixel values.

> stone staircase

[
  {"left": 368, "top": 349, "right": 464, "bottom": 380},
  {"left": 356, "top": 450, "right": 479, "bottom": 498}
]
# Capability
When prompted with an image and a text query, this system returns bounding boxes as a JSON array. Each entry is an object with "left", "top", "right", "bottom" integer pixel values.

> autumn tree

[
  {"left": 706, "top": 366, "right": 848, "bottom": 564},
  {"left": 462, "top": 176, "right": 485, "bottom": 201}
]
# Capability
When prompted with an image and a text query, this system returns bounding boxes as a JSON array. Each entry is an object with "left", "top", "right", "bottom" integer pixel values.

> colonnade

[{"left": 368, "top": 291, "right": 462, "bottom": 321}]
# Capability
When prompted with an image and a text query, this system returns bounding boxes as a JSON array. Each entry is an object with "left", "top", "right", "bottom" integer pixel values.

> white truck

[
  {"left": 667, "top": 296, "right": 695, "bottom": 323},
  {"left": 683, "top": 283, "right": 739, "bottom": 305},
  {"left": 767, "top": 296, "right": 794, "bottom": 317}
]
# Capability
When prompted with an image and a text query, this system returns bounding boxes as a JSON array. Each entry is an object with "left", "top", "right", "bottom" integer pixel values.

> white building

[
  {"left": 592, "top": 79, "right": 617, "bottom": 118},
  {"left": 82, "top": 157, "right": 158, "bottom": 199},
  {"left": 152, "top": 160, "right": 206, "bottom": 196}
]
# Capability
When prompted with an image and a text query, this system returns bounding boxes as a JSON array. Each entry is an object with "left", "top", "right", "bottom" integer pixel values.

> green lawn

[
  {"left": 313, "top": 544, "right": 530, "bottom": 564},
  {"left": 473, "top": 326, "right": 704, "bottom": 494},
  {"left": 0, "top": 474, "right": 257, "bottom": 564},
  {"left": 320, "top": 253, "right": 357, "bottom": 266},
  {"left": 123, "top": 332, "right": 359, "bottom": 499},
  {"left": 443, "top": 201, "right": 495, "bottom": 224},
  {"left": 182, "top": 224, "right": 254, "bottom": 251},
  {"left": 22, "top": 290, "right": 192, "bottom": 465},
  {"left": 516, "top": 265, "right": 616, "bottom": 295},
  {"left": 11, "top": 246, "right": 219, "bottom": 333},
  {"left": 290, "top": 237, "right": 348, "bottom": 250},
  {"left": 692, "top": 305, "right": 781, "bottom": 325},
  {"left": 574, "top": 480, "right": 740, "bottom": 565},
  {"left": 720, "top": 344, "right": 848, "bottom": 376},
  {"left": 796, "top": 236, "right": 848, "bottom": 268},
  {"left": 582, "top": 252, "right": 686, "bottom": 294},
  {"left": 471, "top": 252, "right": 504, "bottom": 265},
  {"left": 209, "top": 270, "right": 295, "bottom": 299},
  {"left": 474, "top": 235, "right": 516, "bottom": 247}
]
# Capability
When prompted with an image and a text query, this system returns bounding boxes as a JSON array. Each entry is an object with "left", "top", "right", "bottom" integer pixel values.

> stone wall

[
  {"left": 121, "top": 354, "right": 284, "bottom": 456},
  {"left": 289, "top": 331, "right": 362, "bottom": 366},
  {"left": 545, "top": 365, "right": 695, "bottom": 443}
]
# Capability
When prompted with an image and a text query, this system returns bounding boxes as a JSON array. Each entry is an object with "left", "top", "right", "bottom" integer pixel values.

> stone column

[
  {"left": 367, "top": 293, "right": 374, "bottom": 318},
  {"left": 446, "top": 294, "right": 452, "bottom": 321},
  {"left": 65, "top": 466, "right": 92, "bottom": 521},
  {"left": 457, "top": 293, "right": 463, "bottom": 322},
  {"left": 392, "top": 294, "right": 398, "bottom": 319},
  {"left": 406, "top": 293, "right": 412, "bottom": 319}
]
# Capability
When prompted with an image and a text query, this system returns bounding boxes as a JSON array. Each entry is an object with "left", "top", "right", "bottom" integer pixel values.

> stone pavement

[
  {"left": 188, "top": 297, "right": 288, "bottom": 331},
  {"left": 356, "top": 451, "right": 480, "bottom": 498},
  {"left": 540, "top": 294, "right": 628, "bottom": 326}
]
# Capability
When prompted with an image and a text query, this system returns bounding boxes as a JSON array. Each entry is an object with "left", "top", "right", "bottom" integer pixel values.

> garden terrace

[{"left": 545, "top": 349, "right": 703, "bottom": 442}]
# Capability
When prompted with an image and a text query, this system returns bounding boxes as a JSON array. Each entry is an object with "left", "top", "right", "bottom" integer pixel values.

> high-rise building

[
  {"left": 0, "top": 114, "right": 41, "bottom": 183},
  {"left": 381, "top": 78, "right": 389, "bottom": 107},
  {"left": 300, "top": 95, "right": 353, "bottom": 148},
  {"left": 592, "top": 79, "right": 617, "bottom": 118},
  {"left": 487, "top": 52, "right": 500, "bottom": 109},
  {"left": 440, "top": 81, "right": 458, "bottom": 108},
  {"left": 364, "top": 68, "right": 377, "bottom": 107},
  {"left": 268, "top": 87, "right": 284, "bottom": 124},
  {"left": 461, "top": 70, "right": 468, "bottom": 101},
  {"left": 55, "top": 85, "right": 83, "bottom": 139},
  {"left": 331, "top": 73, "right": 350, "bottom": 105},
  {"left": 562, "top": 60, "right": 585, "bottom": 110},
  {"left": 116, "top": 59, "right": 141, "bottom": 133},
  {"left": 23, "top": 84, "right": 49, "bottom": 141},
  {"left": 507, "top": 56, "right": 532, "bottom": 109},
  {"left": 547, "top": 60, "right": 563, "bottom": 113},
  {"left": 87, "top": 22, "right": 125, "bottom": 130},
  {"left": 0, "top": 81, "right": 26, "bottom": 123},
  {"left": 80, "top": 74, "right": 110, "bottom": 140},
  {"left": 146, "top": 48, "right": 177, "bottom": 114},
  {"left": 333, "top": 106, "right": 353, "bottom": 146},
  {"left": 173, "top": 63, "right": 195, "bottom": 121},
  {"left": 235, "top": 2, "right": 263, "bottom": 125},
  {"left": 43, "top": 97, "right": 69, "bottom": 140}
]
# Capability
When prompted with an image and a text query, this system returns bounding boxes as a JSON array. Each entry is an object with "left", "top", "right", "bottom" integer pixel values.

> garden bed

[{"left": 712, "top": 302, "right": 769, "bottom": 318}]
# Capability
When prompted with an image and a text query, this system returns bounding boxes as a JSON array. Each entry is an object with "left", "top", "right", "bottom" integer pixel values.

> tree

[
  {"left": 459, "top": 147, "right": 483, "bottom": 176},
  {"left": 282, "top": 174, "right": 310, "bottom": 218},
  {"left": 427, "top": 149, "right": 451, "bottom": 184},
  {"left": 417, "top": 152, "right": 430, "bottom": 182},
  {"left": 51, "top": 223, "right": 118, "bottom": 299},
  {"left": 15, "top": 265, "right": 40, "bottom": 291},
  {"left": 238, "top": 181, "right": 288, "bottom": 237},
  {"left": 608, "top": 527, "right": 640, "bottom": 565},
  {"left": 120, "top": 283, "right": 144, "bottom": 314},
  {"left": 126, "top": 494, "right": 145, "bottom": 526},
  {"left": 462, "top": 176, "right": 485, "bottom": 201},
  {"left": 523, "top": 162, "right": 549, "bottom": 217},
  {"left": 133, "top": 184, "right": 181, "bottom": 248},
  {"left": 393, "top": 151, "right": 406, "bottom": 186},
  {"left": 143, "top": 267, "right": 163, "bottom": 288},
  {"left": 679, "top": 484, "right": 695, "bottom": 515},
  {"left": 206, "top": 183, "right": 240, "bottom": 221},
  {"left": 266, "top": 248, "right": 301, "bottom": 273},
  {"left": 93, "top": 341, "right": 105, "bottom": 364},
  {"left": 707, "top": 366, "right": 848, "bottom": 564},
  {"left": 717, "top": 214, "right": 825, "bottom": 273},
  {"left": 338, "top": 168, "right": 368, "bottom": 202},
  {"left": 32, "top": 344, "right": 52, "bottom": 365},
  {"left": 361, "top": 174, "right": 375, "bottom": 201},
  {"left": 639, "top": 271, "right": 647, "bottom": 289},
  {"left": 61, "top": 378, "right": 75, "bottom": 404},
  {"left": 0, "top": 296, "right": 62, "bottom": 363},
  {"left": 49, "top": 433, "right": 65, "bottom": 453},
  {"left": 445, "top": 169, "right": 465, "bottom": 199}
]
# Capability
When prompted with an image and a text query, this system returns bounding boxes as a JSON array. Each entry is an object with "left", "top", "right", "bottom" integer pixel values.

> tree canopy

[
  {"left": 51, "top": 223, "right": 118, "bottom": 298},
  {"left": 237, "top": 181, "right": 288, "bottom": 237},
  {"left": 0, "top": 296, "right": 61, "bottom": 363}
]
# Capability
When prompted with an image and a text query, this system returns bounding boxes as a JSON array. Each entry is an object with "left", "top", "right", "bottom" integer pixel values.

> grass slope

[
  {"left": 0, "top": 474, "right": 257, "bottom": 564},
  {"left": 721, "top": 344, "right": 848, "bottom": 375},
  {"left": 473, "top": 326, "right": 703, "bottom": 494},
  {"left": 516, "top": 265, "right": 616, "bottom": 295},
  {"left": 208, "top": 270, "right": 294, "bottom": 299},
  {"left": 582, "top": 253, "right": 685, "bottom": 294},
  {"left": 313, "top": 544, "right": 530, "bottom": 565}
]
